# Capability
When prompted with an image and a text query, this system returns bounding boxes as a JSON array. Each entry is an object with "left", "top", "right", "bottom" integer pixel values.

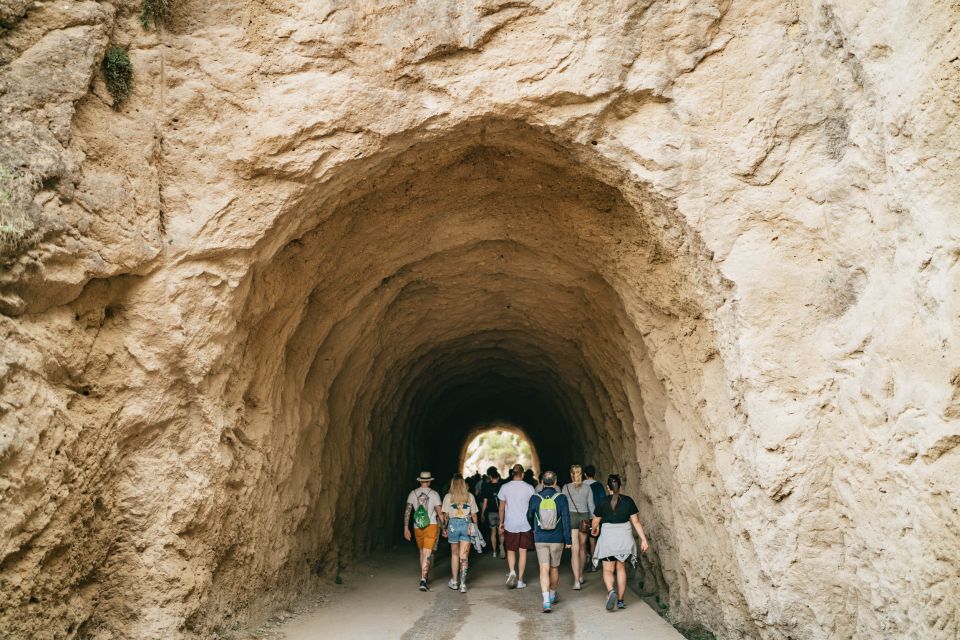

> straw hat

[{"left": 416, "top": 471, "right": 434, "bottom": 482}]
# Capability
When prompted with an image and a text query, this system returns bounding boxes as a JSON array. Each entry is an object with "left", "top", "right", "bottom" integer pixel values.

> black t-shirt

[
  {"left": 593, "top": 495, "right": 639, "bottom": 524},
  {"left": 480, "top": 481, "right": 501, "bottom": 512}
]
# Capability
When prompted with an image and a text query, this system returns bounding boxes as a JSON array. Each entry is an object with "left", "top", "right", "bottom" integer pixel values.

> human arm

[
  {"left": 526, "top": 495, "right": 537, "bottom": 530},
  {"left": 498, "top": 499, "right": 506, "bottom": 532},
  {"left": 403, "top": 501, "right": 413, "bottom": 541},
  {"left": 561, "top": 497, "right": 572, "bottom": 547},
  {"left": 587, "top": 485, "right": 595, "bottom": 516},
  {"left": 439, "top": 495, "right": 449, "bottom": 536},
  {"left": 469, "top": 495, "right": 479, "bottom": 534},
  {"left": 591, "top": 498, "right": 603, "bottom": 536},
  {"left": 629, "top": 513, "right": 649, "bottom": 552},
  {"left": 481, "top": 496, "right": 488, "bottom": 519}
]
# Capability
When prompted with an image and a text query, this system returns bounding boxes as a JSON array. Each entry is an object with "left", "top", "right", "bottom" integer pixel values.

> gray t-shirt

[
  {"left": 561, "top": 482, "right": 596, "bottom": 515},
  {"left": 498, "top": 480, "right": 535, "bottom": 532}
]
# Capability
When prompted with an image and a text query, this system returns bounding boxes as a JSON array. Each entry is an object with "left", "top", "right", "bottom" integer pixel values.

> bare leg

[
  {"left": 507, "top": 549, "right": 517, "bottom": 574},
  {"left": 539, "top": 562, "right": 551, "bottom": 593},
  {"left": 549, "top": 565, "right": 559, "bottom": 591},
  {"left": 517, "top": 548, "right": 527, "bottom": 583},
  {"left": 602, "top": 560, "right": 616, "bottom": 592},
  {"left": 450, "top": 545, "right": 460, "bottom": 581},
  {"left": 577, "top": 532, "right": 587, "bottom": 578},
  {"left": 616, "top": 561, "right": 627, "bottom": 599},
  {"left": 570, "top": 532, "right": 581, "bottom": 582},
  {"left": 420, "top": 549, "right": 432, "bottom": 580},
  {"left": 459, "top": 542, "right": 470, "bottom": 584}
]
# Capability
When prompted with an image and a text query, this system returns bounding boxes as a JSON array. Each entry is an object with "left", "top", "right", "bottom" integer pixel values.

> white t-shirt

[
  {"left": 407, "top": 487, "right": 441, "bottom": 525},
  {"left": 497, "top": 480, "right": 535, "bottom": 532},
  {"left": 441, "top": 493, "right": 478, "bottom": 519}
]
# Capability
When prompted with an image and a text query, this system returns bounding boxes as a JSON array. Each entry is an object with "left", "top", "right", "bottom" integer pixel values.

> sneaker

[
  {"left": 516, "top": 580, "right": 527, "bottom": 589},
  {"left": 605, "top": 589, "right": 617, "bottom": 611},
  {"left": 542, "top": 602, "right": 552, "bottom": 613},
  {"left": 498, "top": 549, "right": 505, "bottom": 559},
  {"left": 506, "top": 572, "right": 517, "bottom": 589},
  {"left": 418, "top": 579, "right": 428, "bottom": 592},
  {"left": 448, "top": 579, "right": 459, "bottom": 590},
  {"left": 617, "top": 600, "right": 626, "bottom": 609},
  {"left": 550, "top": 593, "right": 558, "bottom": 605},
  {"left": 460, "top": 582, "right": 468, "bottom": 594},
  {"left": 572, "top": 580, "right": 581, "bottom": 591}
]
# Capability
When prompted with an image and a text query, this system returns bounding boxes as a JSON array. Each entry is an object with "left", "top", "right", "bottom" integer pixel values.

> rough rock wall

[{"left": 1, "top": 1, "right": 958, "bottom": 639}]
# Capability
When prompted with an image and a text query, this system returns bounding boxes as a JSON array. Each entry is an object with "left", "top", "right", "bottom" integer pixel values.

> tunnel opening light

[{"left": 459, "top": 423, "right": 540, "bottom": 477}]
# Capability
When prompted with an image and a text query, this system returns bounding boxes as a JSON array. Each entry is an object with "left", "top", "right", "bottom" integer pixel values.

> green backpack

[{"left": 413, "top": 492, "right": 431, "bottom": 529}]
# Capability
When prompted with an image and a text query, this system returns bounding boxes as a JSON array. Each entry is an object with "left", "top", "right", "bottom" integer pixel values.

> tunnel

[{"left": 184, "top": 119, "right": 736, "bottom": 632}]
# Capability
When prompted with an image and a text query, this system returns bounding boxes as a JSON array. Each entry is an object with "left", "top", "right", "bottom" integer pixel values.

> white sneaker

[
  {"left": 573, "top": 580, "right": 582, "bottom": 590},
  {"left": 506, "top": 572, "right": 517, "bottom": 588},
  {"left": 448, "top": 579, "right": 459, "bottom": 590},
  {"left": 516, "top": 580, "right": 527, "bottom": 589},
  {"left": 460, "top": 582, "right": 467, "bottom": 594},
  {"left": 499, "top": 549, "right": 505, "bottom": 559}
]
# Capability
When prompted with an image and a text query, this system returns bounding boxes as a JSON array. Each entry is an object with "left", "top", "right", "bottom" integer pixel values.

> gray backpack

[{"left": 536, "top": 491, "right": 561, "bottom": 531}]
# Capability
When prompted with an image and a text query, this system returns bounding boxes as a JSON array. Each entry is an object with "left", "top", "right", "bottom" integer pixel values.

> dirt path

[{"left": 262, "top": 549, "right": 683, "bottom": 639}]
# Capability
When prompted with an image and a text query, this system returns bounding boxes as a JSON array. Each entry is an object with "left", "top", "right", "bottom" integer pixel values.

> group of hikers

[{"left": 403, "top": 463, "right": 650, "bottom": 613}]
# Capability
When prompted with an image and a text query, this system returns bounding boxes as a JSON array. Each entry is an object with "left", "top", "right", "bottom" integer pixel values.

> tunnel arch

[{"left": 195, "top": 118, "right": 738, "bottom": 633}]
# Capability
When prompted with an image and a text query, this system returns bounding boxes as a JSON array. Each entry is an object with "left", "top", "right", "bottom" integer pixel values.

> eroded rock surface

[{"left": 1, "top": 1, "right": 958, "bottom": 639}]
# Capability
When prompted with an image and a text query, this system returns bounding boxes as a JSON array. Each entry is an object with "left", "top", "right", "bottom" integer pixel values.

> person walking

[
  {"left": 479, "top": 466, "right": 504, "bottom": 557},
  {"left": 522, "top": 468, "right": 537, "bottom": 487},
  {"left": 498, "top": 464, "right": 535, "bottom": 589},
  {"left": 526, "top": 470, "right": 572, "bottom": 613},
  {"left": 583, "top": 464, "right": 606, "bottom": 571},
  {"left": 404, "top": 471, "right": 443, "bottom": 592},
  {"left": 441, "top": 473, "right": 479, "bottom": 593},
  {"left": 561, "top": 464, "right": 595, "bottom": 590},
  {"left": 590, "top": 474, "right": 649, "bottom": 611}
]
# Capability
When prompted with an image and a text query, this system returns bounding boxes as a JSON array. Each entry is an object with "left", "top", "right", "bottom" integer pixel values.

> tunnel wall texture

[{"left": 1, "top": 1, "right": 959, "bottom": 639}]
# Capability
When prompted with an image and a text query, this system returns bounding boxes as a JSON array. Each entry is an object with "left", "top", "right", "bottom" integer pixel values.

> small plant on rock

[
  {"left": 102, "top": 46, "right": 133, "bottom": 110},
  {"left": 140, "top": 0, "right": 173, "bottom": 29},
  {"left": 0, "top": 165, "right": 40, "bottom": 258}
]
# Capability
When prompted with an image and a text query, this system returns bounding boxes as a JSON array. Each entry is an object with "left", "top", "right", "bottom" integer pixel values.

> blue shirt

[
  {"left": 525, "top": 487, "right": 572, "bottom": 545},
  {"left": 587, "top": 478, "right": 606, "bottom": 507}
]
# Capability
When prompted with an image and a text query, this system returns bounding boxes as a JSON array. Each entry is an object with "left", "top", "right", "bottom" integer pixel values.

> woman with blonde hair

[
  {"left": 441, "top": 473, "right": 479, "bottom": 593},
  {"left": 561, "top": 464, "right": 595, "bottom": 590}
]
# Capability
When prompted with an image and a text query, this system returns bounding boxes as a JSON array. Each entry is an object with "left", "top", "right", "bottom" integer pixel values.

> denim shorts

[{"left": 448, "top": 518, "right": 472, "bottom": 543}]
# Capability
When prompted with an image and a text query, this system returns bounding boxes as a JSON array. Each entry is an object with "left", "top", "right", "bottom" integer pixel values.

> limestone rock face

[{"left": 1, "top": 1, "right": 958, "bottom": 639}]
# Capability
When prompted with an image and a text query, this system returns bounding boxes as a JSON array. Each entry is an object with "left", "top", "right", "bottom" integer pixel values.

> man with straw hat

[{"left": 404, "top": 470, "right": 443, "bottom": 591}]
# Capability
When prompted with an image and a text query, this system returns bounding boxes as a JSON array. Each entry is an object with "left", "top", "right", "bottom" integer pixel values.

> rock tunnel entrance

[
  {"left": 460, "top": 425, "right": 538, "bottom": 477},
  {"left": 170, "top": 121, "right": 733, "bottom": 634}
]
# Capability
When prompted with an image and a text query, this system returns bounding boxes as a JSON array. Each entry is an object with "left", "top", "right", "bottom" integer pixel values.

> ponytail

[
  {"left": 570, "top": 465, "right": 583, "bottom": 488},
  {"left": 607, "top": 474, "right": 622, "bottom": 509}
]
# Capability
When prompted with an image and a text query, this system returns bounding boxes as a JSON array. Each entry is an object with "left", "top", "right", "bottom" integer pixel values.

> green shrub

[
  {"left": 674, "top": 625, "right": 717, "bottom": 640},
  {"left": 658, "top": 604, "right": 717, "bottom": 640},
  {"left": 102, "top": 46, "right": 133, "bottom": 110},
  {"left": 140, "top": 0, "right": 173, "bottom": 29},
  {"left": 0, "top": 165, "right": 39, "bottom": 257}
]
